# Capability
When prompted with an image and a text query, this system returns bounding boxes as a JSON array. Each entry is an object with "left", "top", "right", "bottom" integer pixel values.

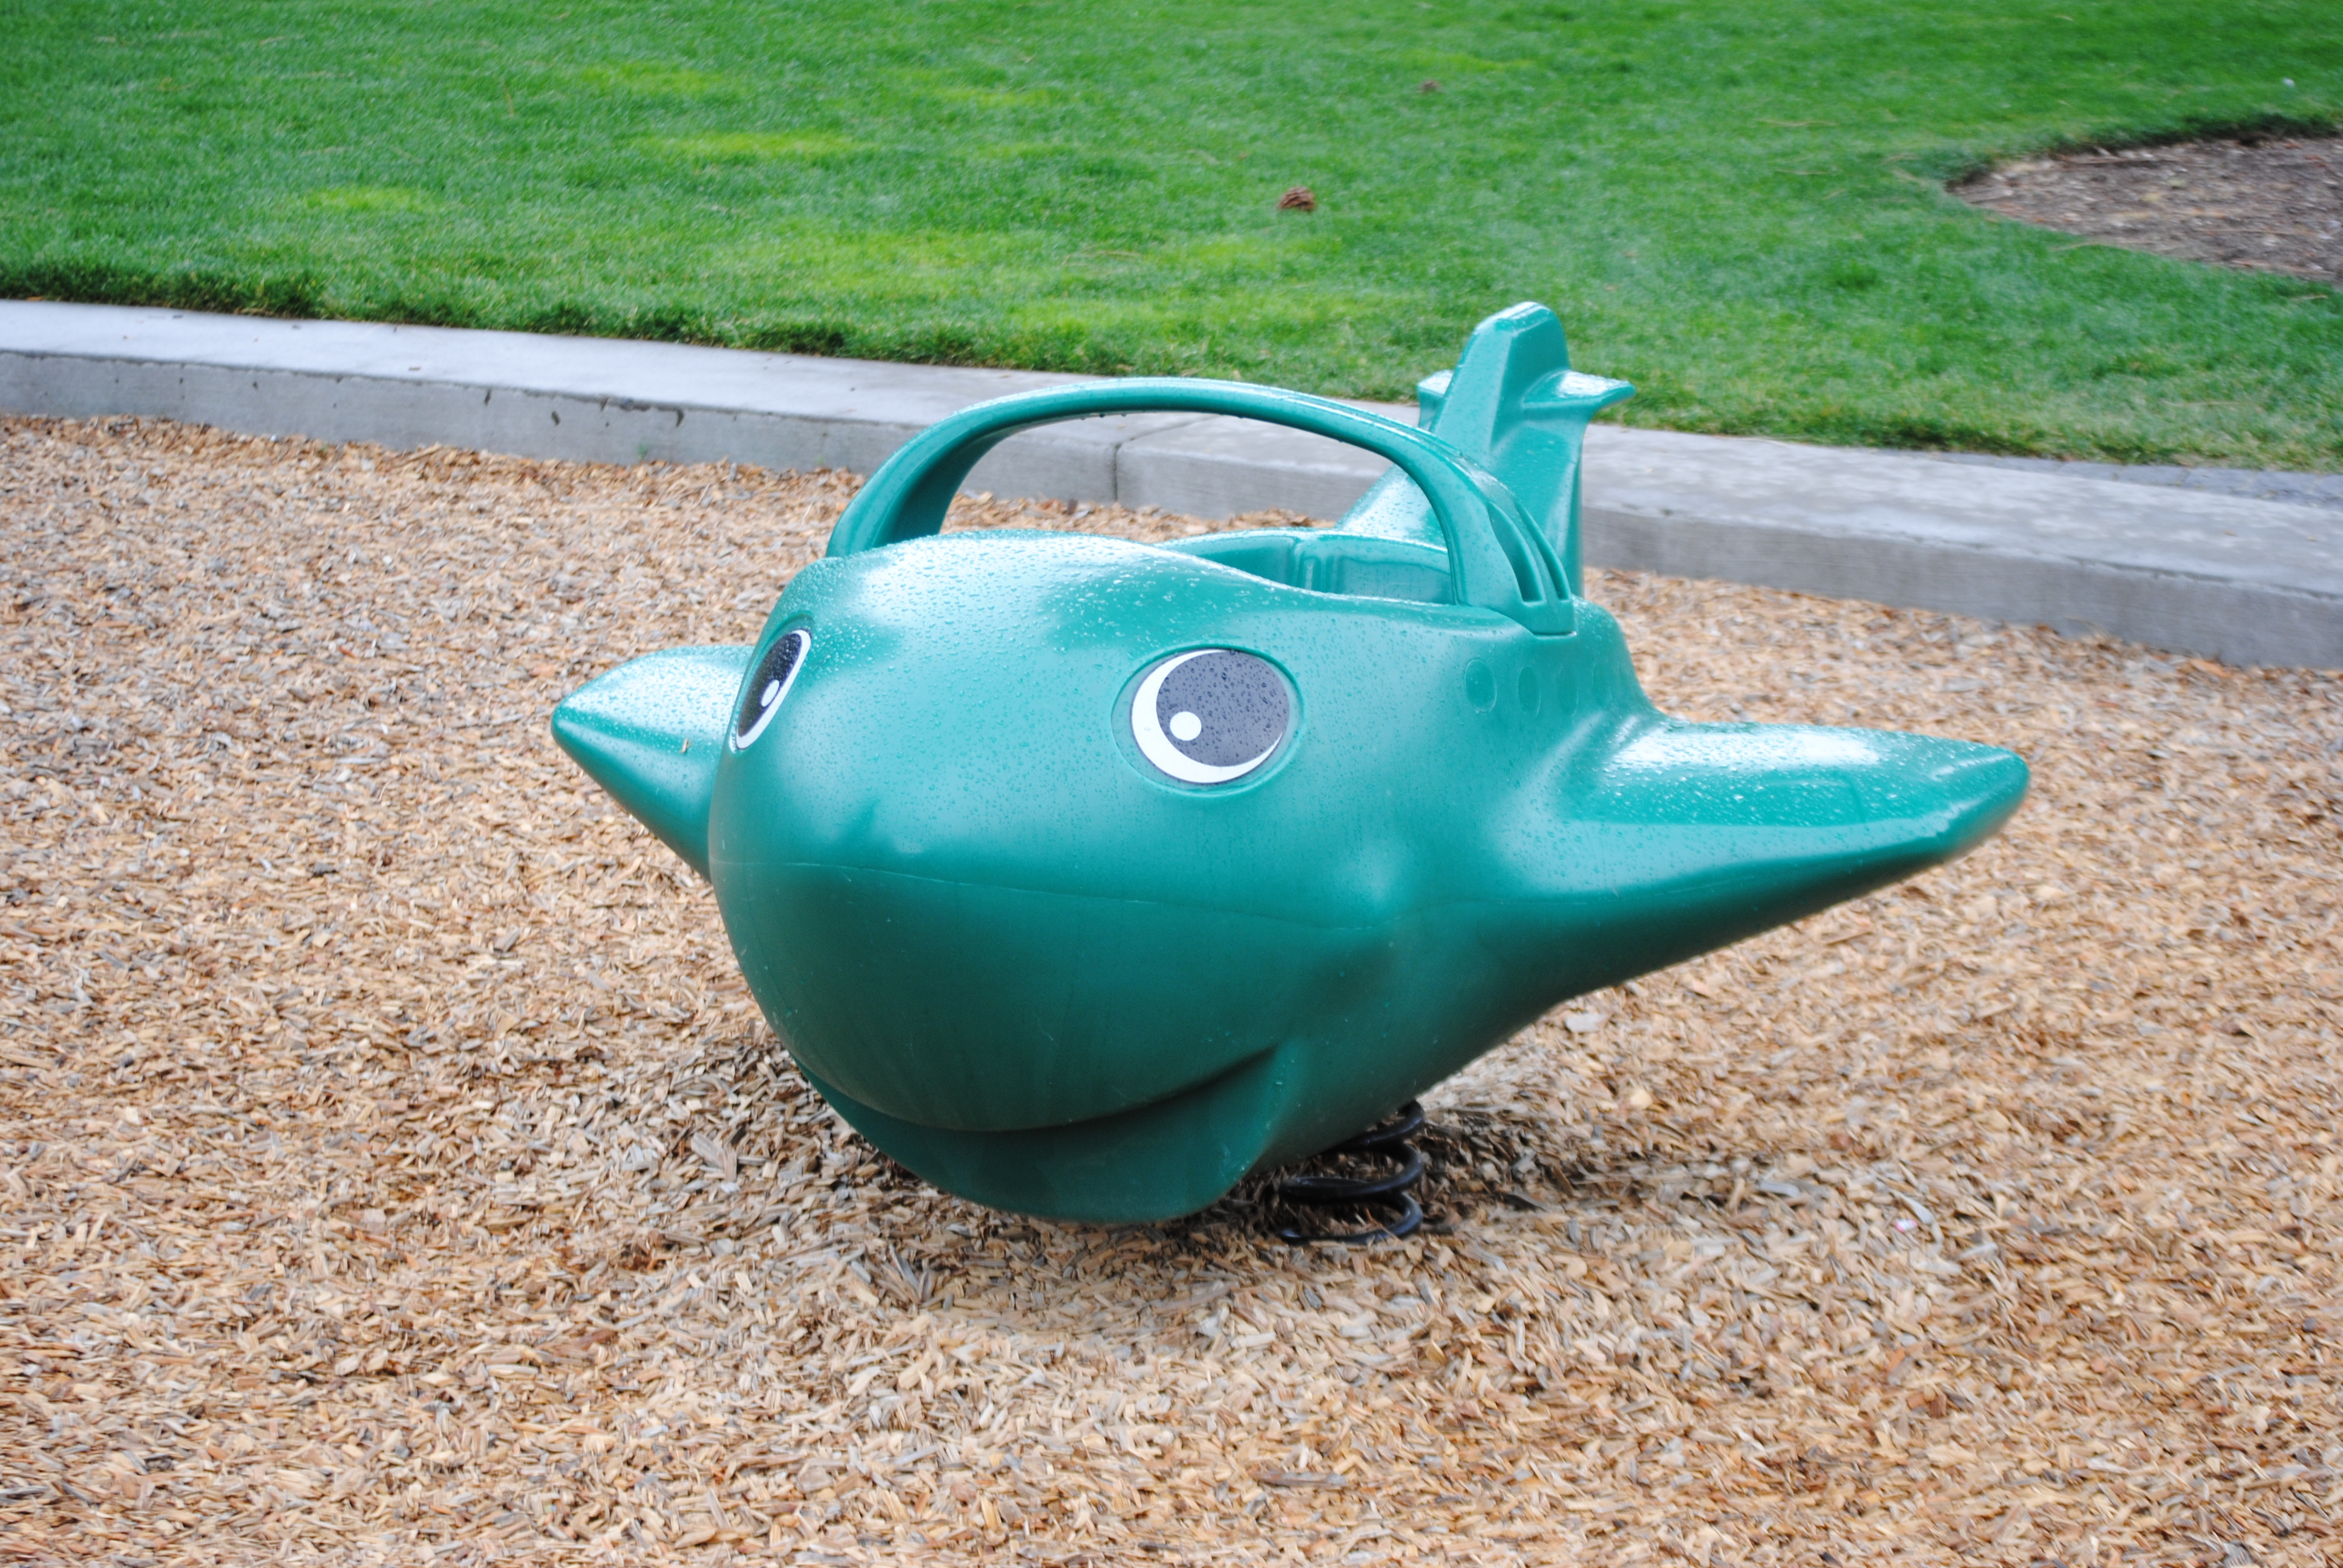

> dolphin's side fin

[
  {"left": 1339, "top": 302, "right": 1632, "bottom": 593},
  {"left": 551, "top": 646, "right": 750, "bottom": 880}
]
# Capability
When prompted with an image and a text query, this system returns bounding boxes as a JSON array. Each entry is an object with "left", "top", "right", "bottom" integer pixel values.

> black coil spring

[{"left": 1271, "top": 1100, "right": 1427, "bottom": 1244}]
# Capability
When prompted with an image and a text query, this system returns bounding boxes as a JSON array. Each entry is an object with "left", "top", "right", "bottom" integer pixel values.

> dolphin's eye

[
  {"left": 1130, "top": 649, "right": 1289, "bottom": 785},
  {"left": 732, "top": 629, "right": 810, "bottom": 750}
]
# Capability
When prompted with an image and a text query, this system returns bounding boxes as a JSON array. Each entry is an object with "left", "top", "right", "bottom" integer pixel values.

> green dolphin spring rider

[{"left": 553, "top": 303, "right": 2027, "bottom": 1226}]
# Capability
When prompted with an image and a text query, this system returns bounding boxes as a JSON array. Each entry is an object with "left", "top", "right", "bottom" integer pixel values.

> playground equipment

[{"left": 554, "top": 302, "right": 2027, "bottom": 1224}]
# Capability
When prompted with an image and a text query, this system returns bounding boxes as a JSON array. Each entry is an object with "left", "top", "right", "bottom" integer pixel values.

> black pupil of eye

[
  {"left": 735, "top": 630, "right": 807, "bottom": 740},
  {"left": 1156, "top": 651, "right": 1287, "bottom": 766}
]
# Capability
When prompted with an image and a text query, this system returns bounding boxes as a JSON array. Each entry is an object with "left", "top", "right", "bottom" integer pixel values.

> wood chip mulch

[
  {"left": 3, "top": 414, "right": 2341, "bottom": 1567},
  {"left": 1956, "top": 137, "right": 2343, "bottom": 285}
]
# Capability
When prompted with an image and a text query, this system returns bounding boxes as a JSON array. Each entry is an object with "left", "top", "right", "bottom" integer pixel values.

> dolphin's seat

[
  {"left": 1161, "top": 530, "right": 1453, "bottom": 605},
  {"left": 552, "top": 303, "right": 2028, "bottom": 1224}
]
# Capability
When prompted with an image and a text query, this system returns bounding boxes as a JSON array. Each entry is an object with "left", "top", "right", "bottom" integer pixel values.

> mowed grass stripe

[{"left": 1, "top": 0, "right": 2338, "bottom": 465}]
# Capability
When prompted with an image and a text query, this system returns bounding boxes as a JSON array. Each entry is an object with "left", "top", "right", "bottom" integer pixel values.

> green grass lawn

[{"left": 4, "top": 1, "right": 2340, "bottom": 466}]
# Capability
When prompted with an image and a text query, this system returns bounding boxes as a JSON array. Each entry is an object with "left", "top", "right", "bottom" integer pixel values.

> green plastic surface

[{"left": 552, "top": 303, "right": 2028, "bottom": 1224}]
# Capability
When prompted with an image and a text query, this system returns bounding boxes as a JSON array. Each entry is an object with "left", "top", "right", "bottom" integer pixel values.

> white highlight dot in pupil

[
  {"left": 1169, "top": 711, "right": 1203, "bottom": 742},
  {"left": 761, "top": 680, "right": 781, "bottom": 708}
]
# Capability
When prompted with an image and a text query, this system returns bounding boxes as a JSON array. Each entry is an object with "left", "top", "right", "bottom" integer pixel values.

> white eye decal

[
  {"left": 732, "top": 629, "right": 810, "bottom": 750},
  {"left": 1130, "top": 649, "right": 1289, "bottom": 785}
]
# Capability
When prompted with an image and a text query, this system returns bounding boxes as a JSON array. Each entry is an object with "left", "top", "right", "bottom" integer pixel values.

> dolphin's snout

[
  {"left": 1538, "top": 721, "right": 2028, "bottom": 976},
  {"left": 1590, "top": 721, "right": 2027, "bottom": 845}
]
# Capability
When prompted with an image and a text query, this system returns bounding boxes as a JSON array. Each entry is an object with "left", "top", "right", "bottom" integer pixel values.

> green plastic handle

[{"left": 822, "top": 379, "right": 1573, "bottom": 634}]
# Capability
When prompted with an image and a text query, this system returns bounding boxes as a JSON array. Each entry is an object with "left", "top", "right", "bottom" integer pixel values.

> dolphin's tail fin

[
  {"left": 551, "top": 645, "right": 750, "bottom": 879},
  {"left": 1339, "top": 302, "right": 1632, "bottom": 591}
]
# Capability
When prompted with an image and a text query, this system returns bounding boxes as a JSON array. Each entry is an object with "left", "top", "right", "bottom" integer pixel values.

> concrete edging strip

[{"left": 3, "top": 300, "right": 2336, "bottom": 670}]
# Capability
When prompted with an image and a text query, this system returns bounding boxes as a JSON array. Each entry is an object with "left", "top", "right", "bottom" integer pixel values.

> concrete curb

[
  {"left": 4, "top": 301, "right": 2336, "bottom": 670},
  {"left": 1582, "top": 429, "right": 2341, "bottom": 673}
]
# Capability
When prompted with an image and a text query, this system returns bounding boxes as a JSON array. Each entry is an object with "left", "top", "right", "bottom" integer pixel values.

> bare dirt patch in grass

[
  {"left": 3, "top": 416, "right": 2340, "bottom": 1566},
  {"left": 1956, "top": 137, "right": 2343, "bottom": 285}
]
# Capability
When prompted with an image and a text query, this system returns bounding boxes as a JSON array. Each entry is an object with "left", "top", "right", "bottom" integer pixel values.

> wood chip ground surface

[{"left": 3, "top": 416, "right": 2340, "bottom": 1567}]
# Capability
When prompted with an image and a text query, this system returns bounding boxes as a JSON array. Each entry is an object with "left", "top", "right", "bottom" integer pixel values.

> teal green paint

[
  {"left": 1338, "top": 301, "right": 1632, "bottom": 594},
  {"left": 550, "top": 645, "right": 741, "bottom": 878},
  {"left": 821, "top": 335, "right": 1587, "bottom": 636},
  {"left": 553, "top": 306, "right": 2028, "bottom": 1224},
  {"left": 5, "top": 0, "right": 2339, "bottom": 468}
]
